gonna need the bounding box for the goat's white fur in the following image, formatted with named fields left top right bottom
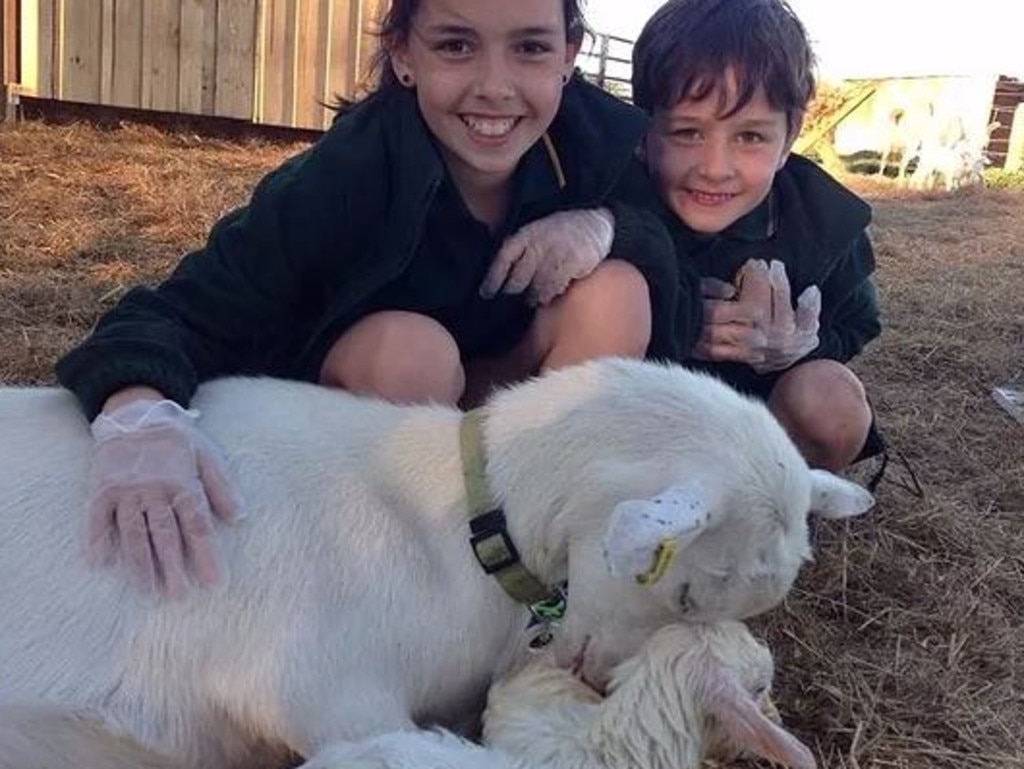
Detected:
left=0, top=622, right=816, bottom=769
left=0, top=359, right=871, bottom=768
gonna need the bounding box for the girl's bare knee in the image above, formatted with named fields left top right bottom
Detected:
left=541, top=260, right=652, bottom=367
left=319, top=311, right=465, bottom=405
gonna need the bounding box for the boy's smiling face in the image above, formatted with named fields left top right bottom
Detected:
left=644, top=72, right=797, bottom=235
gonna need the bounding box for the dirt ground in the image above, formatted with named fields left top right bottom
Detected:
left=1, top=114, right=1022, bottom=768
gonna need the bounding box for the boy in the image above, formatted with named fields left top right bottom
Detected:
left=631, top=0, right=881, bottom=472
left=487, top=0, right=882, bottom=472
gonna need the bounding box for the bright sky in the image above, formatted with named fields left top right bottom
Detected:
left=585, top=0, right=1024, bottom=80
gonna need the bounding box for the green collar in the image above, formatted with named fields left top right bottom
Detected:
left=459, top=410, right=559, bottom=607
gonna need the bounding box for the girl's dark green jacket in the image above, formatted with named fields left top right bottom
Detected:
left=56, top=77, right=700, bottom=418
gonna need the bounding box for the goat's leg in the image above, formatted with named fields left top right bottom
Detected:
left=300, top=729, right=520, bottom=769
left=876, top=145, right=891, bottom=176
left=279, top=683, right=419, bottom=762
left=0, top=703, right=180, bottom=769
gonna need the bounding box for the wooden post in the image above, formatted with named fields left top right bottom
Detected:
left=1005, top=103, right=1024, bottom=173
left=597, top=33, right=609, bottom=89
left=1, top=0, right=18, bottom=86
left=1, top=0, right=17, bottom=122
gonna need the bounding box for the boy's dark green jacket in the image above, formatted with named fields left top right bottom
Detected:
left=57, top=77, right=699, bottom=418
left=667, top=154, right=881, bottom=395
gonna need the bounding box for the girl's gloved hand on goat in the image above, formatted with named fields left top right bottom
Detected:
left=87, top=398, right=245, bottom=598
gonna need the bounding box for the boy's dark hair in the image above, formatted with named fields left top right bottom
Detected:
left=632, top=0, right=816, bottom=134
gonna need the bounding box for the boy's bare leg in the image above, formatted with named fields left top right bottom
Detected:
left=768, top=359, right=872, bottom=471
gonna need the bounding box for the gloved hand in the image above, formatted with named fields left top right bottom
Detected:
left=480, top=208, right=615, bottom=306
left=745, top=259, right=821, bottom=373
left=87, top=399, right=245, bottom=599
left=693, top=259, right=820, bottom=372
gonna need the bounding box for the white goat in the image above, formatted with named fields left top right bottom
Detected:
left=909, top=121, right=998, bottom=192
left=0, top=358, right=872, bottom=768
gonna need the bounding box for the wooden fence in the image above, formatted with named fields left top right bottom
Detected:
left=8, top=0, right=384, bottom=129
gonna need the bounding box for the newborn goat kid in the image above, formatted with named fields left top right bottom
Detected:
left=484, top=622, right=815, bottom=769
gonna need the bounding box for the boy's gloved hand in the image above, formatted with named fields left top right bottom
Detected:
left=87, top=399, right=245, bottom=599
left=694, top=259, right=820, bottom=372
left=742, top=259, right=820, bottom=373
left=480, top=208, right=615, bottom=306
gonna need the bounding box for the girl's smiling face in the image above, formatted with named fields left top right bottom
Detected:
left=391, top=0, right=578, bottom=200
left=645, top=71, right=798, bottom=235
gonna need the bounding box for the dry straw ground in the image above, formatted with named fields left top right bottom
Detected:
left=1, top=114, right=1022, bottom=769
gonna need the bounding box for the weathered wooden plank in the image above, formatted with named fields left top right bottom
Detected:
left=98, top=0, right=113, bottom=103
left=356, top=0, right=385, bottom=95
left=109, top=0, right=142, bottom=107
left=178, top=0, right=216, bottom=115
left=62, top=0, right=102, bottom=103
left=258, top=0, right=291, bottom=126
left=214, top=0, right=257, bottom=120
left=28, top=0, right=58, bottom=98
left=325, top=0, right=352, bottom=115
left=293, top=0, right=328, bottom=128
left=141, top=0, right=181, bottom=112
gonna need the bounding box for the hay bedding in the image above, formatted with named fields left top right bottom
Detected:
left=1, top=115, right=1022, bottom=769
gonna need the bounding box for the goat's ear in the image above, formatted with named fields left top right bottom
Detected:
left=809, top=469, right=875, bottom=520
left=602, top=483, right=712, bottom=581
left=706, top=671, right=817, bottom=769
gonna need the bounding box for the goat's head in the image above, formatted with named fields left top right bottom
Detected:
left=537, top=364, right=873, bottom=689
left=486, top=359, right=874, bottom=690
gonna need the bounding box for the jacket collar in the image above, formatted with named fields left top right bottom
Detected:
left=546, top=75, right=650, bottom=204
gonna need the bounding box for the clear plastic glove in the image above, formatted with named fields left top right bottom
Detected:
left=480, top=208, right=615, bottom=306
left=693, top=259, right=820, bottom=372
left=88, top=399, right=245, bottom=599
left=747, top=259, right=821, bottom=373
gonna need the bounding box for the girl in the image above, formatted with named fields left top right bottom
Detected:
left=56, top=0, right=697, bottom=598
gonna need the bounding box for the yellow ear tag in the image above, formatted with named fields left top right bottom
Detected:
left=636, top=538, right=678, bottom=586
